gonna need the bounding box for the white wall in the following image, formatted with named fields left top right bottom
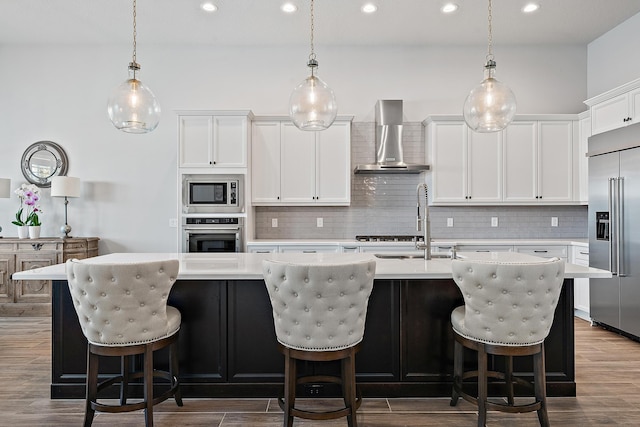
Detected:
left=0, top=43, right=587, bottom=252
left=587, top=12, right=640, bottom=98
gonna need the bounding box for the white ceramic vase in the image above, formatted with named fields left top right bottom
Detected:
left=28, top=225, right=41, bottom=239
left=17, top=225, right=29, bottom=239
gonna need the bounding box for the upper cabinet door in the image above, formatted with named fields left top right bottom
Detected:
left=179, top=113, right=249, bottom=168
left=179, top=116, right=213, bottom=167
left=316, top=121, right=351, bottom=203
left=213, top=116, right=248, bottom=168
left=280, top=123, right=316, bottom=203
left=590, top=93, right=629, bottom=136
left=538, top=121, right=573, bottom=202
left=251, top=121, right=282, bottom=203
left=467, top=130, right=502, bottom=202
left=429, top=121, right=467, bottom=203
left=503, top=121, right=537, bottom=202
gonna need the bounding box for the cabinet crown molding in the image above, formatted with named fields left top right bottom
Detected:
left=584, top=77, right=640, bottom=107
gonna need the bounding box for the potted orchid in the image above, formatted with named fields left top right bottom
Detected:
left=11, top=183, right=43, bottom=239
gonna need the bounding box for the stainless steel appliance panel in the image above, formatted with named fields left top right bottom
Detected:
left=619, top=147, right=640, bottom=336
left=589, top=141, right=640, bottom=338
left=182, top=217, right=243, bottom=253
left=589, top=152, right=621, bottom=329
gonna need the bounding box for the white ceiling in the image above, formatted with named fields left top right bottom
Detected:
left=1, top=0, right=640, bottom=47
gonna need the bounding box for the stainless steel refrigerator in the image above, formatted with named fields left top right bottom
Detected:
left=588, top=123, right=640, bottom=338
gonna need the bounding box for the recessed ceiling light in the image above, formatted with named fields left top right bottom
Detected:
left=281, top=3, right=297, bottom=14
left=361, top=3, right=378, bottom=14
left=522, top=2, right=540, bottom=13
left=201, top=2, right=217, bottom=13
left=441, top=3, right=459, bottom=14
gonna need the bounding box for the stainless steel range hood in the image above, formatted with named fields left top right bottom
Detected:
left=354, top=100, right=430, bottom=174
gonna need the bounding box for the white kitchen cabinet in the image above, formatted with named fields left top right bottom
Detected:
left=247, top=244, right=278, bottom=254
left=587, top=86, right=640, bottom=136
left=455, top=244, right=513, bottom=253
left=503, top=119, right=575, bottom=203
left=513, top=245, right=568, bottom=260
left=577, top=112, right=590, bottom=204
left=340, top=244, right=361, bottom=253
left=278, top=245, right=340, bottom=254
left=571, top=245, right=590, bottom=320
left=426, top=115, right=576, bottom=205
left=252, top=121, right=282, bottom=203
left=426, top=118, right=501, bottom=204
left=178, top=112, right=251, bottom=169
left=251, top=118, right=351, bottom=206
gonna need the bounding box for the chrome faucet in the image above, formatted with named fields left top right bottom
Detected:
left=415, top=183, right=431, bottom=260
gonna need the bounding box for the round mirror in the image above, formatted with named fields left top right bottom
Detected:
left=21, top=141, right=69, bottom=187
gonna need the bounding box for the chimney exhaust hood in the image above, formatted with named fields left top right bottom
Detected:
left=354, top=100, right=430, bottom=174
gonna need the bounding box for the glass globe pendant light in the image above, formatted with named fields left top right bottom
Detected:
left=463, top=0, right=516, bottom=133
left=289, top=0, right=337, bottom=131
left=107, top=0, right=160, bottom=134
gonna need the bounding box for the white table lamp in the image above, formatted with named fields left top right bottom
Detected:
left=0, top=178, right=11, bottom=238
left=51, top=176, right=81, bottom=238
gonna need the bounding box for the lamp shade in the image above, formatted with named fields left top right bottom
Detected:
left=51, top=176, right=81, bottom=198
left=0, top=178, right=10, bottom=198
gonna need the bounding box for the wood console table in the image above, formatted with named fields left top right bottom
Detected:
left=0, top=237, right=99, bottom=316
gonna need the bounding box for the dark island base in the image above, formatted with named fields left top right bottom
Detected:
left=51, top=278, right=575, bottom=399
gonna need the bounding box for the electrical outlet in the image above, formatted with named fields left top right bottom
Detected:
left=551, top=217, right=559, bottom=227
left=447, top=218, right=454, bottom=227
left=316, top=217, right=323, bottom=228
left=169, top=218, right=178, bottom=228
left=305, top=384, right=324, bottom=396
left=271, top=218, right=278, bottom=228
left=491, top=217, right=498, bottom=227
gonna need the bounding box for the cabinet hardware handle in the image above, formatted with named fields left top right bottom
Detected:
left=277, top=196, right=280, bottom=200
left=579, top=251, right=588, bottom=255
left=209, top=161, right=212, bottom=165
left=213, top=161, right=216, bottom=164
left=302, top=250, right=317, bottom=253
left=534, top=250, right=548, bottom=253
left=31, top=243, right=43, bottom=251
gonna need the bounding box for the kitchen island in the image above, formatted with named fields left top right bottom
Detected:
left=13, top=252, right=610, bottom=399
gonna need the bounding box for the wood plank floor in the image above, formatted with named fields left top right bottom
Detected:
left=2, top=317, right=640, bottom=426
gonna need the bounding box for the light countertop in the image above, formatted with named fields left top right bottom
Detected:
left=247, top=238, right=589, bottom=247
left=12, top=251, right=610, bottom=281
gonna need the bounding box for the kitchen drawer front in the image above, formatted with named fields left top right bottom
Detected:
left=278, top=245, right=340, bottom=254
left=456, top=245, right=514, bottom=253
left=246, top=245, right=278, bottom=254
left=571, top=246, right=589, bottom=264
left=514, top=245, right=568, bottom=259
left=16, top=242, right=59, bottom=252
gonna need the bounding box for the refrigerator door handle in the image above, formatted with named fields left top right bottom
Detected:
left=618, top=177, right=625, bottom=277
left=608, top=177, right=617, bottom=276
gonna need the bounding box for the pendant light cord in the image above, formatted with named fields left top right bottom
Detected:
left=486, top=0, right=494, bottom=61
left=130, top=0, right=140, bottom=76
left=307, top=0, right=318, bottom=74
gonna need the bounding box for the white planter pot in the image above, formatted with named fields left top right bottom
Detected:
left=28, top=225, right=41, bottom=239
left=17, top=225, right=29, bottom=239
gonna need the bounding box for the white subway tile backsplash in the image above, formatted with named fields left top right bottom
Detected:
left=255, top=121, right=587, bottom=239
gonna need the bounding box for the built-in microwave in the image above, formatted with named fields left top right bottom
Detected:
left=182, top=174, right=244, bottom=213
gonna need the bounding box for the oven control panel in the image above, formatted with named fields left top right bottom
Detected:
left=185, top=217, right=240, bottom=225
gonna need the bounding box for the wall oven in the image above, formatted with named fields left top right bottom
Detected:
left=183, top=217, right=243, bottom=253
left=182, top=174, right=244, bottom=214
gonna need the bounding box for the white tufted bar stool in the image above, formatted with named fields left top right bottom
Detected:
left=449, top=257, right=565, bottom=427
left=66, top=259, right=183, bottom=427
left=263, top=259, right=376, bottom=427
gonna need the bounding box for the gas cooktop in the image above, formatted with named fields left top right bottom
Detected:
left=355, top=235, right=424, bottom=243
